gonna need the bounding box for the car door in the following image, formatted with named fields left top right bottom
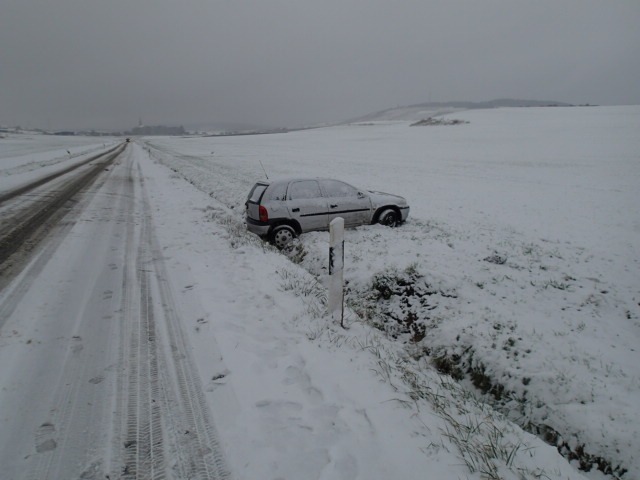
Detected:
left=319, top=179, right=372, bottom=227
left=286, top=180, right=329, bottom=232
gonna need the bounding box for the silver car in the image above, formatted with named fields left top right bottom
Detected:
left=245, top=177, right=410, bottom=248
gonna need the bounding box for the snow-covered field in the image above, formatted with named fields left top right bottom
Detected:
left=0, top=133, right=118, bottom=191
left=1, top=106, right=638, bottom=479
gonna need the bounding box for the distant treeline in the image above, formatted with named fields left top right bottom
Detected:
left=126, top=125, right=186, bottom=136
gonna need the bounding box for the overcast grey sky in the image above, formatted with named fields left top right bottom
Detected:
left=1, top=0, right=639, bottom=130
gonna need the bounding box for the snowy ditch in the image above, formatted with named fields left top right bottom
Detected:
left=287, top=227, right=630, bottom=478
left=144, top=108, right=639, bottom=479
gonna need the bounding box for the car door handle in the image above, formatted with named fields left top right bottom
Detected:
left=292, top=208, right=300, bottom=212
left=330, top=204, right=338, bottom=209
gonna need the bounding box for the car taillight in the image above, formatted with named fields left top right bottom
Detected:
left=259, top=206, right=269, bottom=223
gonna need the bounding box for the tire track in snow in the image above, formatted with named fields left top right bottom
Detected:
left=115, top=151, right=165, bottom=480
left=138, top=162, right=231, bottom=479
left=120, top=233, right=165, bottom=479
left=115, top=151, right=230, bottom=479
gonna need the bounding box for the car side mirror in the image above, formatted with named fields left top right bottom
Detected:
left=357, top=191, right=366, bottom=198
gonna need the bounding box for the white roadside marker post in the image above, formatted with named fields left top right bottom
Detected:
left=329, top=217, right=345, bottom=328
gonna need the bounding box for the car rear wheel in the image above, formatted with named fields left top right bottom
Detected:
left=378, top=209, right=399, bottom=227
left=271, top=225, right=296, bottom=249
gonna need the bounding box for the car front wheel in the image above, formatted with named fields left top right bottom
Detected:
left=271, top=225, right=296, bottom=249
left=378, top=209, right=399, bottom=227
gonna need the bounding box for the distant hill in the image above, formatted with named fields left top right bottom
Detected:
left=347, top=99, right=573, bottom=123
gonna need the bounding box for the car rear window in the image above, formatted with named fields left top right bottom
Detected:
left=248, top=184, right=268, bottom=203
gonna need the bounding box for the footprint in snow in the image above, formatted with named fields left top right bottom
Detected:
left=35, top=423, right=57, bottom=453
left=88, top=374, right=104, bottom=384
left=283, top=365, right=324, bottom=403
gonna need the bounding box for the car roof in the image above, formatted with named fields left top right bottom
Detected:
left=257, top=177, right=349, bottom=187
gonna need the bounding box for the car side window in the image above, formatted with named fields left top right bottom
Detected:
left=321, top=180, right=359, bottom=198
left=288, top=180, right=322, bottom=200
left=266, top=183, right=287, bottom=201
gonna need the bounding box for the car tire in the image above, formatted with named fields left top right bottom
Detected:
left=378, top=208, right=399, bottom=227
left=271, top=225, right=296, bottom=249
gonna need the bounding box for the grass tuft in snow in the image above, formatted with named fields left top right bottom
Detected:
left=348, top=333, right=555, bottom=480
left=348, top=266, right=456, bottom=345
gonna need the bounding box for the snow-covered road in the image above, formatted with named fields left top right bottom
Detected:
left=0, top=145, right=229, bottom=479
